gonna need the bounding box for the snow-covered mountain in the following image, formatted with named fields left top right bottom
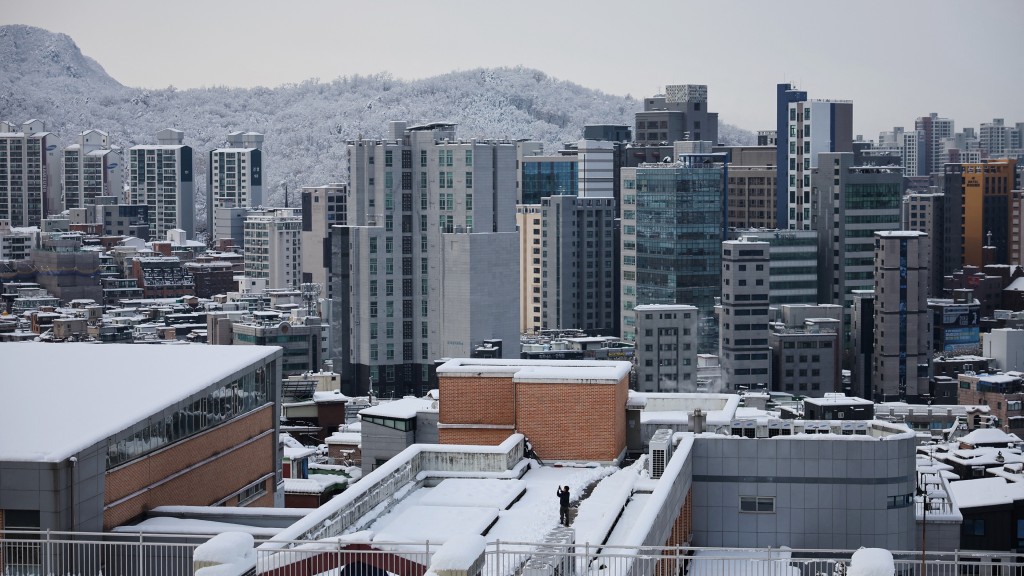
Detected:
left=0, top=25, right=755, bottom=224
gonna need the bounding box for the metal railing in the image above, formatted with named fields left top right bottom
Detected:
left=5, top=531, right=1024, bottom=576
left=0, top=530, right=199, bottom=576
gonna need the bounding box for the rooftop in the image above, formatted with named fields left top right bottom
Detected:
left=436, top=358, right=631, bottom=385
left=0, top=343, right=279, bottom=462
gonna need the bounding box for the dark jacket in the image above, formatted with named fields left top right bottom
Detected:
left=558, top=488, right=570, bottom=507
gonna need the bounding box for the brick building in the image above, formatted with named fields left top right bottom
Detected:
left=435, top=358, right=631, bottom=462
left=0, top=343, right=282, bottom=532
left=957, top=372, right=1024, bottom=436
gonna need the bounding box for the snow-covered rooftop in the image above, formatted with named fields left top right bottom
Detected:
left=0, top=343, right=280, bottom=462
left=959, top=428, right=1021, bottom=447
left=360, top=397, right=436, bottom=420
left=436, top=358, right=631, bottom=384
left=948, top=476, right=1024, bottom=509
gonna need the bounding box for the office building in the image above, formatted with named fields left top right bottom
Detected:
left=633, top=304, right=699, bottom=392
left=0, top=343, right=282, bottom=531
left=0, top=120, right=61, bottom=228
left=242, top=207, right=302, bottom=292
left=718, top=145, right=777, bottom=229
left=813, top=152, right=902, bottom=335
left=943, top=159, right=1017, bottom=269
left=902, top=190, right=944, bottom=297
left=300, top=183, right=348, bottom=298
left=62, top=129, right=123, bottom=211
left=330, top=121, right=518, bottom=398
left=207, top=131, right=263, bottom=238
left=128, top=129, right=194, bottom=239
left=540, top=195, right=618, bottom=335
left=775, top=84, right=853, bottom=230
left=726, top=229, right=818, bottom=305
left=517, top=142, right=577, bottom=205
left=872, top=231, right=931, bottom=401
left=929, top=289, right=981, bottom=354
left=720, top=237, right=771, bottom=391
left=635, top=84, right=718, bottom=146
left=620, top=153, right=728, bottom=352
left=769, top=305, right=842, bottom=396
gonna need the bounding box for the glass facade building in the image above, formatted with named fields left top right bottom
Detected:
left=521, top=159, right=578, bottom=205
left=621, top=154, right=728, bottom=353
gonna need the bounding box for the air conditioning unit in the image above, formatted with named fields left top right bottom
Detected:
left=649, top=428, right=674, bottom=479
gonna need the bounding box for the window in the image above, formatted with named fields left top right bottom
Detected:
left=466, top=172, right=473, bottom=189
left=964, top=519, right=985, bottom=537
left=385, top=150, right=393, bottom=167
left=739, top=496, right=775, bottom=513
left=465, top=150, right=473, bottom=166
left=420, top=150, right=427, bottom=167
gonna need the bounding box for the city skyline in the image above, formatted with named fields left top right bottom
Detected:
left=2, top=0, right=1023, bottom=138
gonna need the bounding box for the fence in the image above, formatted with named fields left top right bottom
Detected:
left=0, top=530, right=198, bottom=576
left=5, top=531, right=1024, bottom=576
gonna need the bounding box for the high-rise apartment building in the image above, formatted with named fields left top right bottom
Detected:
left=783, top=98, right=854, bottom=230
left=0, top=120, right=60, bottom=228
left=872, top=231, right=932, bottom=401
left=620, top=153, right=727, bottom=352
left=300, top=183, right=348, bottom=298
left=62, top=130, right=123, bottom=211
left=516, top=204, right=543, bottom=334
left=242, top=207, right=302, bottom=292
left=633, top=304, right=699, bottom=393
left=128, top=129, right=194, bottom=239
left=942, top=159, right=1017, bottom=269
left=813, top=153, right=902, bottom=337
left=635, top=84, right=718, bottom=146
left=720, top=238, right=771, bottom=391
left=539, top=195, right=618, bottom=335
left=207, top=132, right=263, bottom=238
left=914, top=113, right=954, bottom=176
left=775, top=84, right=807, bottom=228
left=330, top=121, right=518, bottom=398
left=979, top=118, right=1022, bottom=156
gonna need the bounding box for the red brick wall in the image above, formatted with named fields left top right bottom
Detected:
left=438, top=373, right=628, bottom=461
left=438, top=427, right=514, bottom=446
left=438, top=376, right=515, bottom=425
left=103, top=406, right=275, bottom=529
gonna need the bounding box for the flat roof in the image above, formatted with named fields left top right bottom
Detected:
left=436, top=358, right=631, bottom=384
left=948, top=477, right=1024, bottom=509
left=0, top=343, right=280, bottom=462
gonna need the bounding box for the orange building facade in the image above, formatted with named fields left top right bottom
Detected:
left=436, top=358, right=631, bottom=462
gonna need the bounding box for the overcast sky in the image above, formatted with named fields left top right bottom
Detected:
left=4, top=0, right=1023, bottom=138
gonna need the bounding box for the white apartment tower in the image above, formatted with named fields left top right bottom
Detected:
left=872, top=231, right=932, bottom=401
left=128, top=129, right=194, bottom=239
left=62, top=129, right=123, bottom=210
left=331, top=121, right=519, bottom=398
left=720, top=238, right=772, bottom=390
left=242, top=207, right=302, bottom=292
left=784, top=100, right=853, bottom=230
left=207, top=132, right=263, bottom=238
left=0, top=120, right=61, bottom=228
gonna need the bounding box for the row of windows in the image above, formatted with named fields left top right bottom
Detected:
left=105, top=365, right=271, bottom=470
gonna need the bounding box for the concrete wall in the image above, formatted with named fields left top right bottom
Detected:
left=360, top=421, right=415, bottom=475
left=691, top=432, right=917, bottom=550
left=0, top=443, right=106, bottom=532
